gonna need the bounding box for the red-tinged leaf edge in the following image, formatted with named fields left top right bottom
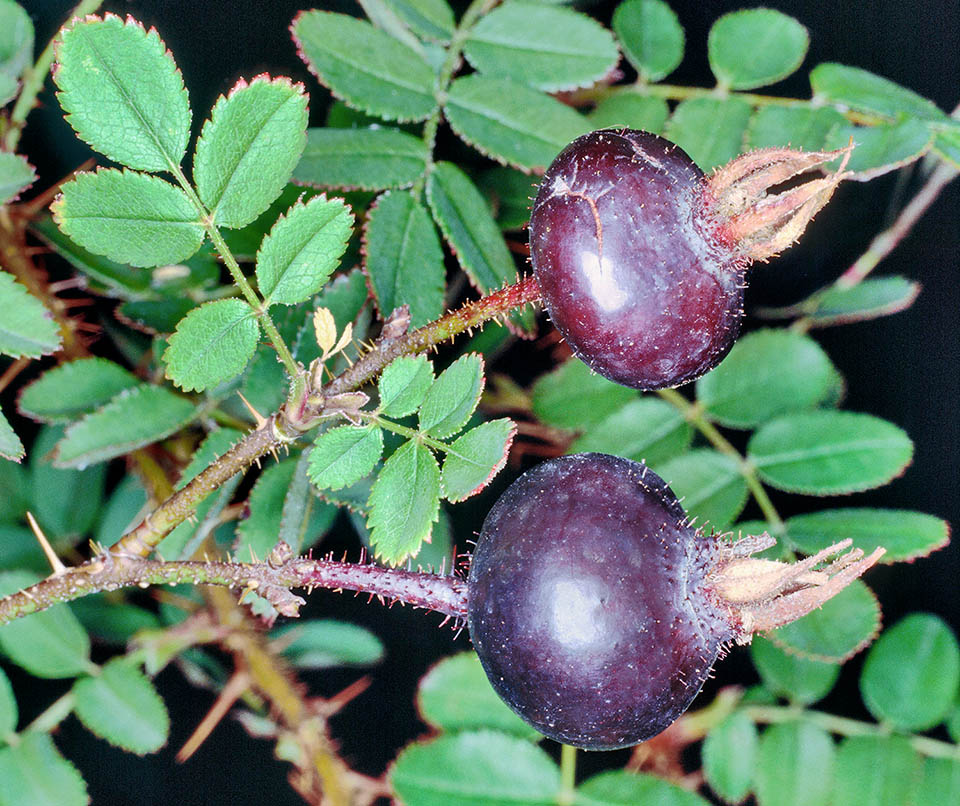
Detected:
left=768, top=582, right=883, bottom=663
left=0, top=158, right=36, bottom=205
left=446, top=418, right=517, bottom=503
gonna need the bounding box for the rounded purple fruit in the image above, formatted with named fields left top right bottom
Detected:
left=467, top=452, right=883, bottom=749
left=528, top=129, right=850, bottom=390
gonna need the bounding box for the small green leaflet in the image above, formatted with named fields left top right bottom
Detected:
left=531, top=358, right=635, bottom=430
left=806, top=276, right=921, bottom=326
left=381, top=0, right=455, bottom=42
left=860, top=613, right=960, bottom=732
left=18, top=358, right=139, bottom=424
left=750, top=635, right=839, bottom=705
left=416, top=652, right=540, bottom=739
left=72, top=658, right=170, bottom=755
left=576, top=770, right=711, bottom=805
left=0, top=0, right=33, bottom=88
left=308, top=425, right=384, bottom=490
left=476, top=166, right=539, bottom=231
left=748, top=410, right=914, bottom=495
left=442, top=419, right=516, bottom=503
left=54, top=384, right=196, bottom=468
left=708, top=9, right=808, bottom=90
left=612, top=0, right=685, bottom=82
left=294, top=127, right=428, bottom=191
left=665, top=97, right=753, bottom=171
left=292, top=11, right=436, bottom=122
left=831, top=736, right=921, bottom=806
left=255, top=195, right=353, bottom=306
left=0, top=570, right=91, bottom=679
left=0, top=406, right=21, bottom=462
left=364, top=190, right=446, bottom=328
left=810, top=62, right=946, bottom=122
left=273, top=619, right=385, bottom=669
left=0, top=665, right=15, bottom=737
left=753, top=721, right=835, bottom=806
left=419, top=353, right=484, bottom=438
left=54, top=14, right=191, bottom=173
left=655, top=449, right=747, bottom=530
left=390, top=731, right=560, bottom=805
left=194, top=76, right=309, bottom=229
left=444, top=75, right=590, bottom=171
left=235, top=458, right=307, bottom=561
left=52, top=169, right=204, bottom=268
left=378, top=355, right=434, bottom=418
left=702, top=712, right=758, bottom=804
left=366, top=439, right=440, bottom=563
left=162, top=299, right=260, bottom=392
left=824, top=119, right=933, bottom=180
left=785, top=508, right=949, bottom=564
left=0, top=271, right=61, bottom=359
left=747, top=105, right=846, bottom=151
left=464, top=2, right=619, bottom=93
left=0, top=732, right=89, bottom=806
left=589, top=95, right=670, bottom=134
left=0, top=152, right=34, bottom=204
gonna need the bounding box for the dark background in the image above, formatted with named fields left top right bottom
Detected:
left=14, top=1, right=960, bottom=803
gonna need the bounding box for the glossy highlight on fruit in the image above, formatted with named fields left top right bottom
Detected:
left=467, top=452, right=883, bottom=749
left=528, top=129, right=851, bottom=390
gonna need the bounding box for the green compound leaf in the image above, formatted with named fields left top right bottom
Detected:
left=0, top=666, right=15, bottom=737
left=655, top=449, right=747, bottom=530
left=194, top=76, right=309, bottom=229
left=702, top=711, right=757, bottom=804
left=256, top=195, right=353, bottom=306
left=442, top=418, right=516, bottom=503
left=0, top=152, right=35, bottom=204
left=54, top=384, right=195, bottom=468
left=824, top=119, right=933, bottom=181
left=531, top=358, right=635, bottom=430
left=0, top=406, right=22, bottom=462
left=786, top=508, right=949, bottom=564
left=379, top=355, right=434, bottom=418
left=589, top=94, right=670, bottom=134
left=426, top=163, right=534, bottom=332
left=419, top=353, right=484, bottom=438
left=832, top=735, right=921, bottom=806
left=748, top=411, right=914, bottom=495
left=366, top=439, right=440, bottom=564
left=292, top=11, right=436, bottom=122
left=464, top=2, right=619, bottom=93
left=273, top=619, right=385, bottom=669
left=665, top=97, right=753, bottom=171
left=575, top=770, right=710, bottom=806
left=381, top=0, right=455, bottom=42
left=696, top=329, right=836, bottom=429
left=860, top=613, right=960, bottom=732
left=278, top=448, right=339, bottom=554
left=914, top=757, right=960, bottom=805
left=805, top=276, right=921, bottom=327
left=0, top=570, right=90, bottom=678
left=72, top=659, right=169, bottom=755
left=747, top=105, right=846, bottom=151
left=364, top=190, right=445, bottom=328
left=810, top=62, right=946, bottom=122
left=754, top=721, right=835, bottom=806
left=18, top=358, right=138, bottom=424
left=294, top=127, right=428, bottom=191
left=708, top=9, right=808, bottom=90
left=612, top=0, right=684, bottom=82
left=54, top=14, right=190, bottom=172
left=570, top=397, right=692, bottom=467
left=28, top=426, right=106, bottom=539
left=417, top=652, right=540, bottom=739
left=445, top=75, right=590, bottom=171
left=309, top=425, right=384, bottom=491
left=162, top=299, right=260, bottom=392
left=0, top=271, right=61, bottom=359
left=751, top=635, right=839, bottom=705
left=769, top=579, right=880, bottom=663
left=390, top=731, right=560, bottom=805
left=0, top=732, right=88, bottom=806
left=52, top=169, right=204, bottom=268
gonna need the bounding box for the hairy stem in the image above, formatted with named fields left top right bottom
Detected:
left=0, top=542, right=468, bottom=625
left=4, top=0, right=105, bottom=151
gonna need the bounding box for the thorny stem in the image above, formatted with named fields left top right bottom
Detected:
left=3, top=0, right=105, bottom=151
left=0, top=542, right=468, bottom=625
left=656, top=388, right=785, bottom=533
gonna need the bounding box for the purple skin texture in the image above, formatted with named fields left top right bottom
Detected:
left=467, top=453, right=736, bottom=750
left=529, top=129, right=748, bottom=390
